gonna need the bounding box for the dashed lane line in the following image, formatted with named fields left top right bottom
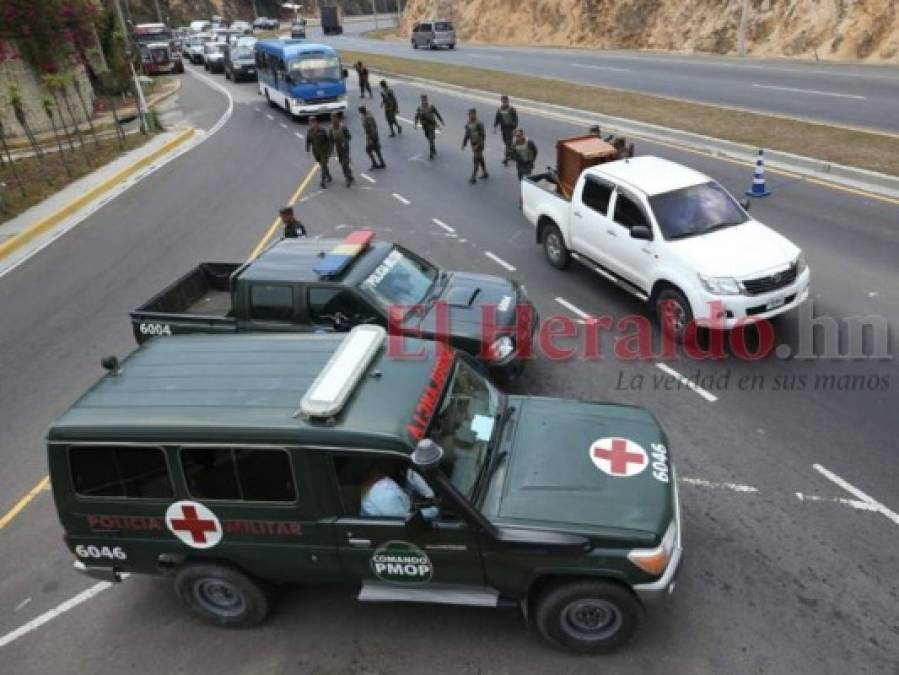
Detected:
left=813, top=464, right=899, bottom=527
left=680, top=477, right=758, bottom=493
left=393, top=193, right=411, bottom=205
left=295, top=132, right=304, bottom=140
left=360, top=173, right=377, bottom=183
left=279, top=122, right=288, bottom=129
left=751, top=83, right=866, bottom=100
left=265, top=113, right=274, bottom=120
left=654, top=363, right=718, bottom=403
left=571, top=63, right=629, bottom=73
left=554, top=297, right=592, bottom=321
left=795, top=492, right=880, bottom=513
left=432, top=218, right=455, bottom=233
left=484, top=251, right=516, bottom=272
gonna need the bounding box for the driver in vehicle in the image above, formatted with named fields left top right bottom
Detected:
left=361, top=464, right=439, bottom=520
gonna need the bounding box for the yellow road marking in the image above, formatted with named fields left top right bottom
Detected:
left=248, top=164, right=321, bottom=260
left=0, top=475, right=50, bottom=530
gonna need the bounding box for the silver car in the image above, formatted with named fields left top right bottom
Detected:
left=411, top=19, right=456, bottom=50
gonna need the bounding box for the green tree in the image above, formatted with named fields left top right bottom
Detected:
left=0, top=117, right=27, bottom=198
left=42, top=95, right=73, bottom=179
left=8, top=86, right=45, bottom=161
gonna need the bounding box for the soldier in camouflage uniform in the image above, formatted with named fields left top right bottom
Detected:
left=379, top=80, right=402, bottom=136
left=305, top=116, right=333, bottom=189
left=493, top=95, right=519, bottom=166
left=329, top=113, right=354, bottom=187
left=511, top=128, right=538, bottom=180
left=461, top=108, right=488, bottom=184
left=359, top=106, right=386, bottom=170
left=413, top=94, right=444, bottom=159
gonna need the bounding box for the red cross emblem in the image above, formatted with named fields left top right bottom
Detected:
left=165, top=501, right=222, bottom=549
left=589, top=438, right=648, bottom=477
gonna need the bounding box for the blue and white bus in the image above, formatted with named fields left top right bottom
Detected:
left=254, top=39, right=348, bottom=118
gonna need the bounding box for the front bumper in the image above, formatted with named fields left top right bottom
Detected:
left=289, top=97, right=348, bottom=116
left=74, top=560, right=123, bottom=583
left=693, top=267, right=810, bottom=329
left=633, top=468, right=683, bottom=608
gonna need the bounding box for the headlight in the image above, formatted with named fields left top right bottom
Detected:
left=795, top=252, right=807, bottom=274
left=628, top=519, right=676, bottom=576
left=698, top=273, right=742, bottom=295
left=488, top=336, right=515, bottom=362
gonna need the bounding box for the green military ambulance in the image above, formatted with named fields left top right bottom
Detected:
left=48, top=327, right=681, bottom=653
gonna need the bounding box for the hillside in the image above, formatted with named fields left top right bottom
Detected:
left=401, top=0, right=898, bottom=62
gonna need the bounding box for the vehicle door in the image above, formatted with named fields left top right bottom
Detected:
left=570, top=175, right=615, bottom=268
left=603, top=189, right=655, bottom=294
left=328, top=452, right=486, bottom=589
left=175, top=445, right=341, bottom=584
left=239, top=281, right=309, bottom=332
left=305, top=285, right=383, bottom=333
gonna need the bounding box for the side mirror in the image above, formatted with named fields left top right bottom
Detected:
left=740, top=198, right=751, bottom=212
left=630, top=224, right=652, bottom=240
left=405, top=508, right=431, bottom=532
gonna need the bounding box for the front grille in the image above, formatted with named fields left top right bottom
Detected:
left=742, top=264, right=797, bottom=295
left=307, top=96, right=339, bottom=104
left=746, top=294, right=796, bottom=316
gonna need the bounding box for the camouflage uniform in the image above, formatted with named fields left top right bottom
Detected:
left=329, top=125, right=354, bottom=186
left=305, top=126, right=332, bottom=188
left=414, top=102, right=444, bottom=158
left=493, top=104, right=519, bottom=164
left=512, top=136, right=538, bottom=180
left=462, top=118, right=488, bottom=183
left=362, top=112, right=386, bottom=169
left=380, top=85, right=401, bottom=136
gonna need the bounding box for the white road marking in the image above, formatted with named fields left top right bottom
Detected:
left=812, top=464, right=899, bottom=526
left=432, top=218, right=455, bottom=233
left=396, top=115, right=441, bottom=134
left=795, top=492, right=880, bottom=512
left=360, top=173, right=376, bottom=183
left=469, top=54, right=505, bottom=61
left=484, top=251, right=516, bottom=272
left=654, top=363, right=719, bottom=403
left=554, top=297, right=592, bottom=320
left=751, top=84, right=866, bottom=100
left=393, top=193, right=411, bottom=205
left=571, top=63, right=629, bottom=73
left=265, top=113, right=274, bottom=120
left=254, top=107, right=261, bottom=112
left=14, top=598, right=31, bottom=612
left=679, top=477, right=758, bottom=493
left=0, top=579, right=120, bottom=648
left=279, top=122, right=288, bottom=129
left=295, top=132, right=304, bottom=140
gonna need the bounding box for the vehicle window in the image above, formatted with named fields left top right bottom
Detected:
left=358, top=247, right=438, bottom=310
left=181, top=448, right=296, bottom=502
left=434, top=22, right=453, bottom=31
left=649, top=181, right=749, bottom=240
left=308, top=287, right=372, bottom=324
left=427, top=358, right=502, bottom=498
left=421, top=23, right=432, bottom=31
left=581, top=178, right=613, bottom=215
left=70, top=446, right=173, bottom=498
left=287, top=54, right=341, bottom=82
left=613, top=192, right=650, bottom=229
left=249, top=284, right=293, bottom=322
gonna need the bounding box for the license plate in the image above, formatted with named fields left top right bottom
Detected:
left=766, top=296, right=786, bottom=311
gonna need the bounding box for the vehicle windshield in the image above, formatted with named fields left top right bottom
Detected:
left=427, top=358, right=502, bottom=497
left=135, top=31, right=170, bottom=44
left=287, top=54, right=341, bottom=82
left=649, top=181, right=749, bottom=240
left=359, top=247, right=438, bottom=309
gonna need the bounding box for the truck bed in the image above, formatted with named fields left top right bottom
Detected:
left=524, top=172, right=570, bottom=201
left=137, top=262, right=239, bottom=316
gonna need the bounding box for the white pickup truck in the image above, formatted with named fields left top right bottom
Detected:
left=521, top=156, right=810, bottom=338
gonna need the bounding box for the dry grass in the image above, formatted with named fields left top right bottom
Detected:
left=339, top=49, right=899, bottom=177
left=1, top=134, right=152, bottom=223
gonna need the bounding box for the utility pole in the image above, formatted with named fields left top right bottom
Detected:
left=372, top=0, right=379, bottom=30
left=251, top=0, right=260, bottom=20
left=111, top=0, right=152, bottom=133
left=153, top=0, right=163, bottom=23
left=737, top=0, right=749, bottom=57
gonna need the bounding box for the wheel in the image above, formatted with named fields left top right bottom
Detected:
left=174, top=562, right=270, bottom=628
left=225, top=68, right=231, bottom=80
left=428, top=40, right=435, bottom=50
left=412, top=40, right=418, bottom=49
left=542, top=224, right=570, bottom=270
left=655, top=287, right=694, bottom=343
left=449, top=44, right=456, bottom=50
left=535, top=580, right=642, bottom=654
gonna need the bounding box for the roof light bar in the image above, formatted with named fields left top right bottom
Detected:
left=299, top=325, right=386, bottom=419
left=313, top=230, right=376, bottom=278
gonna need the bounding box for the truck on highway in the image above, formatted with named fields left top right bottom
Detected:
left=521, top=152, right=810, bottom=341
left=130, top=231, right=537, bottom=379
left=50, top=326, right=681, bottom=653
left=133, top=22, right=184, bottom=75
left=320, top=4, right=343, bottom=35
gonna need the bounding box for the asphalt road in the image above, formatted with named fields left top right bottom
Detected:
left=322, top=19, right=899, bottom=134
left=0, top=61, right=897, bottom=675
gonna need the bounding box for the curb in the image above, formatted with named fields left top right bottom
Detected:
left=0, top=128, right=195, bottom=263
left=369, top=67, right=899, bottom=202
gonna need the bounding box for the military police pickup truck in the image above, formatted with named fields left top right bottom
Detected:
left=522, top=156, right=810, bottom=340
left=50, top=328, right=681, bottom=653
left=131, top=231, right=536, bottom=378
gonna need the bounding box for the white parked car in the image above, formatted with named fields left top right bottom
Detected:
left=521, top=156, right=810, bottom=338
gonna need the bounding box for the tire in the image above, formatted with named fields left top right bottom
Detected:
left=542, top=224, right=570, bottom=270
left=225, top=68, right=231, bottom=80
left=535, top=580, right=642, bottom=654
left=449, top=44, right=456, bottom=50
left=655, top=287, right=693, bottom=344
left=428, top=40, right=435, bottom=50
left=412, top=40, right=418, bottom=49
left=174, top=562, right=270, bottom=628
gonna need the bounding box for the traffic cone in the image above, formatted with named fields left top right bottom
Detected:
left=745, top=149, right=772, bottom=198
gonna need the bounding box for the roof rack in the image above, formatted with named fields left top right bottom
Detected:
left=298, top=325, right=386, bottom=419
